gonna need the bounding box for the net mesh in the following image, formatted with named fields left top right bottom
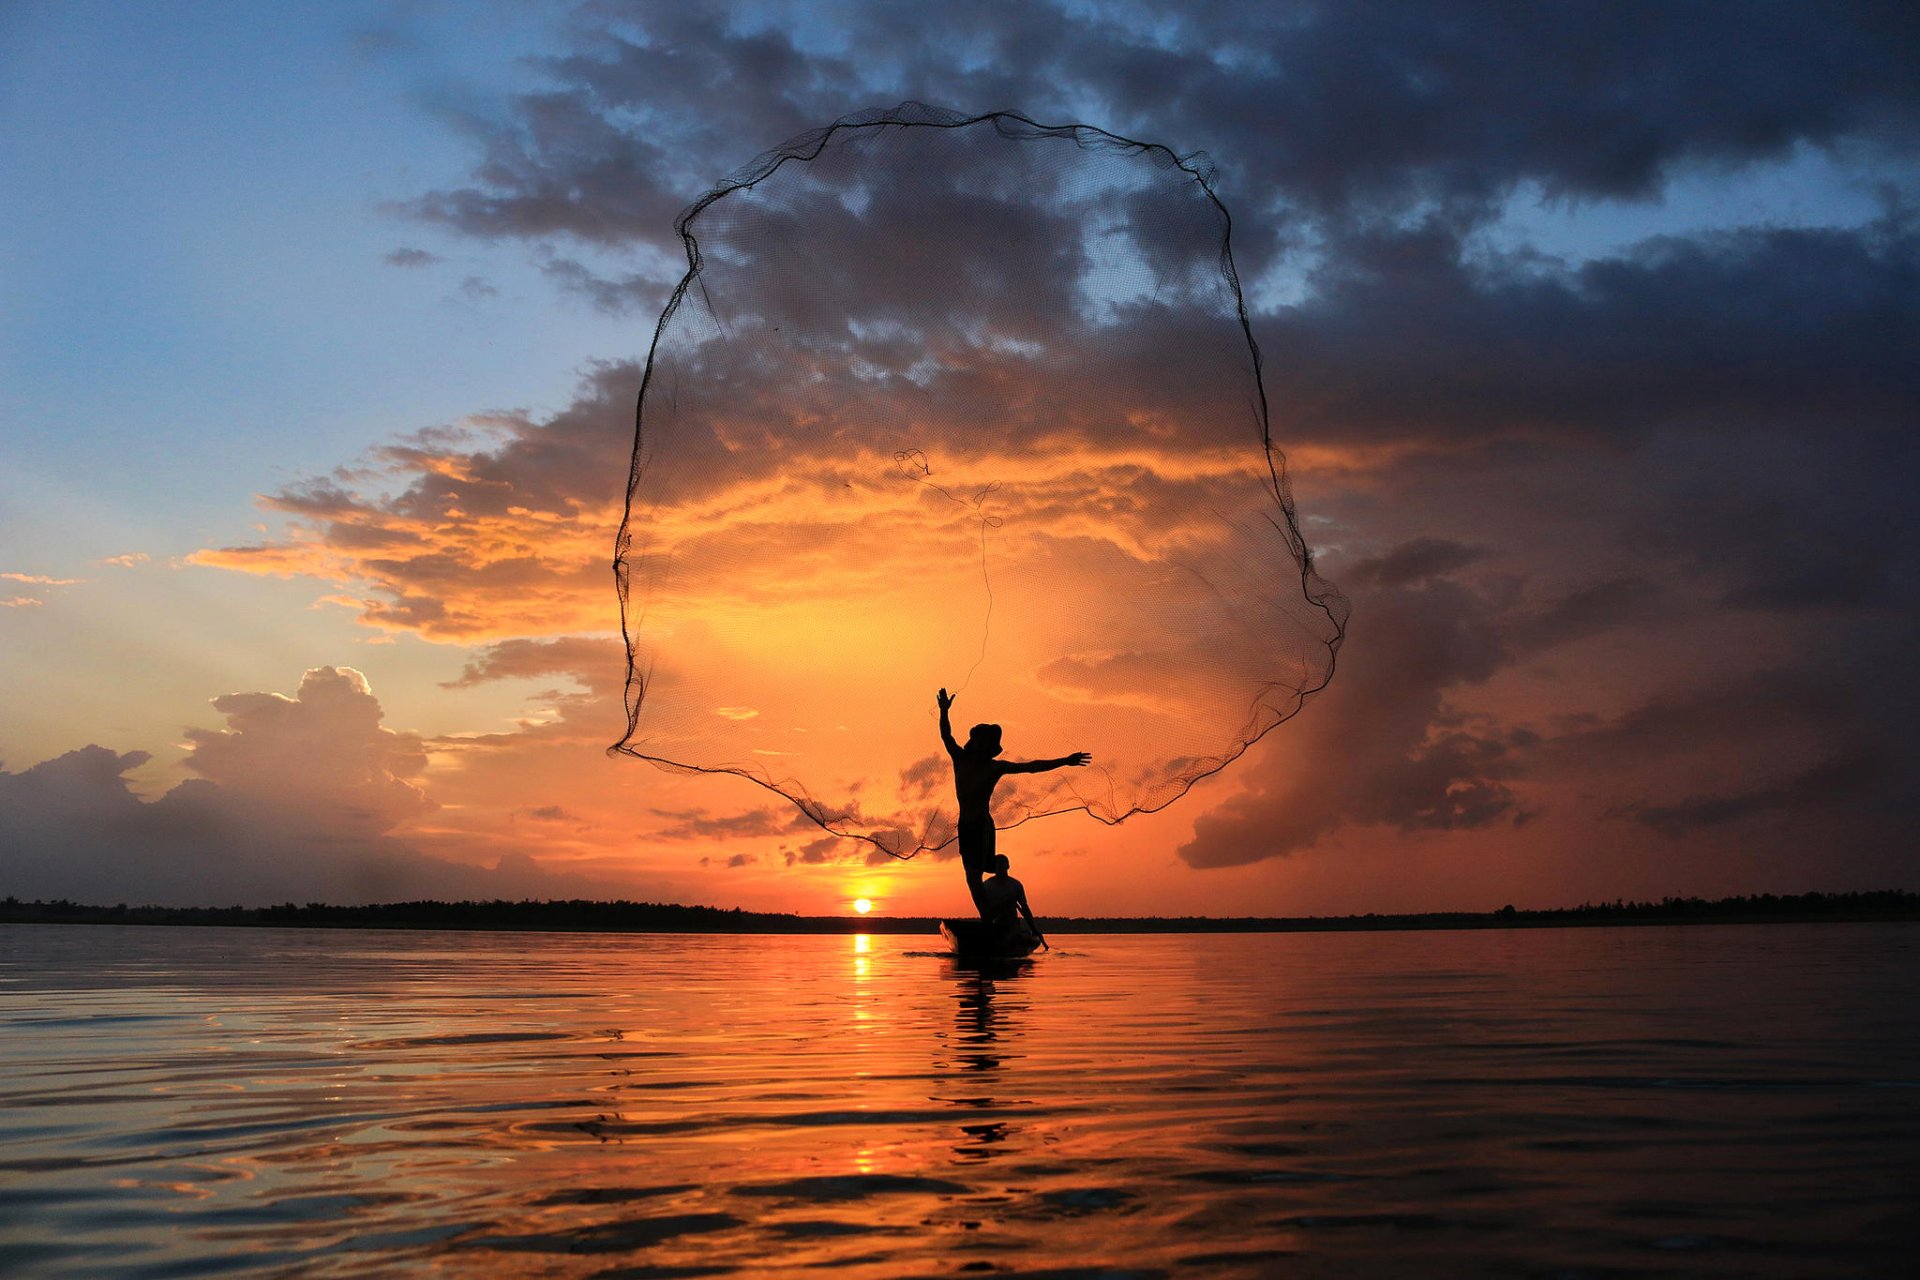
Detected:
left=612, top=104, right=1347, bottom=858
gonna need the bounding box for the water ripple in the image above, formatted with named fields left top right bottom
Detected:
left=2, top=922, right=1916, bottom=1277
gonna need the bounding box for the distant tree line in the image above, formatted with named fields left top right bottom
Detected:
left=1, top=890, right=1916, bottom=934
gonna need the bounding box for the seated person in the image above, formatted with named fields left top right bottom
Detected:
left=977, top=853, right=1047, bottom=951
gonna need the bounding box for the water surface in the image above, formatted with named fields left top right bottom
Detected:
left=2, top=923, right=1916, bottom=1276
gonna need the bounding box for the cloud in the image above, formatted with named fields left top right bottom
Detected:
left=0, top=668, right=602, bottom=906
left=2, top=572, right=84, bottom=586
left=168, top=5, right=1920, bottom=901
left=783, top=834, right=848, bottom=867
left=93, top=553, right=149, bottom=568
left=393, top=5, right=1920, bottom=298
left=1540, top=629, right=1920, bottom=850
left=1504, top=577, right=1669, bottom=655
left=192, top=372, right=636, bottom=641
left=1255, top=219, right=1920, bottom=454
left=443, top=635, right=621, bottom=692
left=1614, top=749, right=1882, bottom=838
left=649, top=805, right=798, bottom=841
left=181, top=666, right=433, bottom=836
left=383, top=247, right=442, bottom=267
left=191, top=122, right=1353, bottom=858
left=898, top=754, right=944, bottom=801
left=1177, top=574, right=1519, bottom=868
left=2, top=596, right=43, bottom=608
left=1342, top=539, right=1484, bottom=588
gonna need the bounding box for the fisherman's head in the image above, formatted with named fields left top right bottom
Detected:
left=965, top=723, right=1003, bottom=758
left=991, top=854, right=1011, bottom=876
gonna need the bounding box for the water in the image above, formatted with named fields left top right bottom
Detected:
left=2, top=923, right=1916, bottom=1277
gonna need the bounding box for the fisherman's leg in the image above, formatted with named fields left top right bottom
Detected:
left=966, top=824, right=998, bottom=918
left=958, top=821, right=990, bottom=914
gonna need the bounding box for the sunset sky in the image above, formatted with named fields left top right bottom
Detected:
left=4, top=1, right=1916, bottom=917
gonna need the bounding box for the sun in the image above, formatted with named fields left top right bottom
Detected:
left=853, top=898, right=873, bottom=915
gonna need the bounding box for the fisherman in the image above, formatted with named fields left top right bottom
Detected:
left=936, top=687, right=1088, bottom=916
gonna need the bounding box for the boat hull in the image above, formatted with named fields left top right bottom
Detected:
left=940, top=917, right=1042, bottom=960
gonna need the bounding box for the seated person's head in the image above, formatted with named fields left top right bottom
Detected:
left=991, top=854, right=1011, bottom=876
left=965, top=723, right=1003, bottom=758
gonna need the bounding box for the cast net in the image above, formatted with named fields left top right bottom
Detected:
left=613, top=104, right=1346, bottom=858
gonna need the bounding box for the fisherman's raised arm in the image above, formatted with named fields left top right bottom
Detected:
left=937, top=688, right=961, bottom=758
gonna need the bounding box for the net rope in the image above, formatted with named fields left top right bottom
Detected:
left=612, top=103, right=1348, bottom=859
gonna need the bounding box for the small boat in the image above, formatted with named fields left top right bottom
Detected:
left=940, top=917, right=1043, bottom=960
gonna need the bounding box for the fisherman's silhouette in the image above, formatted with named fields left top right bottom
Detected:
left=937, top=687, right=1087, bottom=927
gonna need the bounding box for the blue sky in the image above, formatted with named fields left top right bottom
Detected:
left=2, top=3, right=625, bottom=546
left=2, top=2, right=634, bottom=759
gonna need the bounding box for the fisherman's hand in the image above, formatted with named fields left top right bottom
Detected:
left=937, top=688, right=954, bottom=711
left=1066, top=751, right=1091, bottom=767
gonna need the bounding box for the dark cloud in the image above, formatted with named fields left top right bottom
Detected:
left=648, top=806, right=800, bottom=841
left=1505, top=577, right=1668, bottom=654
left=383, top=247, right=442, bottom=267
left=1645, top=470, right=1911, bottom=614
left=782, top=834, right=848, bottom=867
left=1539, top=622, right=1920, bottom=856
left=1613, top=749, right=1887, bottom=838
left=1262, top=219, right=1920, bottom=447
left=898, top=754, right=945, bottom=801
left=1344, top=538, right=1485, bottom=588
left=1178, top=576, right=1517, bottom=867
left=400, top=4, right=1920, bottom=258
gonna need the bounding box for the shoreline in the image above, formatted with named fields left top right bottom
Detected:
left=4, top=891, right=1915, bottom=936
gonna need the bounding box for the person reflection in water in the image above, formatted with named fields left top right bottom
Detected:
left=937, top=687, right=1088, bottom=921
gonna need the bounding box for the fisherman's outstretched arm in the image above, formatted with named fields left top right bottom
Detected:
left=1006, top=751, right=1092, bottom=774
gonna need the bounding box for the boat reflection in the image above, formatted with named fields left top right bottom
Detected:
left=942, top=958, right=1032, bottom=1165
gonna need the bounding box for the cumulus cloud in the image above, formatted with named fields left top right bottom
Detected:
left=0, top=668, right=601, bottom=906
left=182, top=666, right=434, bottom=835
